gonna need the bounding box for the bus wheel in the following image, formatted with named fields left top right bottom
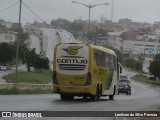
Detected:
left=68, top=95, right=74, bottom=100
left=60, top=94, right=67, bottom=100
left=109, top=87, right=115, bottom=100
left=83, top=96, right=87, bottom=100
left=90, top=95, right=96, bottom=101
left=109, top=95, right=114, bottom=100
left=96, top=86, right=101, bottom=101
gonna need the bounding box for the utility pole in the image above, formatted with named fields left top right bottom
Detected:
left=15, top=0, right=22, bottom=86
left=88, top=3, right=91, bottom=35
left=111, top=0, right=114, bottom=21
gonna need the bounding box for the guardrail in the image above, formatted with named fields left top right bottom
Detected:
left=0, top=83, right=52, bottom=90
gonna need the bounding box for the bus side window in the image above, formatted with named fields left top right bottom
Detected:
left=113, top=56, right=117, bottom=71
left=108, top=55, right=111, bottom=67
left=93, top=50, right=97, bottom=65
left=105, top=53, right=109, bottom=67
left=97, top=51, right=101, bottom=66
left=102, top=52, right=105, bottom=66
left=99, top=51, right=105, bottom=67
left=111, top=56, right=113, bottom=69
left=99, top=51, right=103, bottom=66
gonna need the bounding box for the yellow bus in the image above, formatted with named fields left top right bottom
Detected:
left=53, top=43, right=122, bottom=101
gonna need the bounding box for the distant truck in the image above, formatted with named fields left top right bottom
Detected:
left=53, top=43, right=122, bottom=101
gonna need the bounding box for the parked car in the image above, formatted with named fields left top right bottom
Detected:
left=0, top=66, right=7, bottom=71
left=29, top=67, right=34, bottom=72
left=118, top=75, right=131, bottom=95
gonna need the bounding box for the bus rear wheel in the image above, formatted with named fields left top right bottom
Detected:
left=60, top=94, right=67, bottom=100
left=68, top=95, right=74, bottom=100
left=109, top=87, right=115, bottom=100
left=90, top=86, right=101, bottom=101
left=96, top=87, right=101, bottom=101
left=60, top=94, right=74, bottom=100
left=109, top=95, right=114, bottom=100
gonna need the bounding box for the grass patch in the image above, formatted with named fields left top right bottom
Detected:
left=3, top=69, right=52, bottom=84
left=0, top=87, right=52, bottom=94
left=132, top=74, right=160, bottom=86
left=123, top=66, right=141, bottom=73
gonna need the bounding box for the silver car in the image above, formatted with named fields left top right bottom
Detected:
left=0, top=66, right=7, bottom=71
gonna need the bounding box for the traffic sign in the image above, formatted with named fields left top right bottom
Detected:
left=147, top=48, right=154, bottom=53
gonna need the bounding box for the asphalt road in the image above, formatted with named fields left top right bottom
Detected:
left=0, top=65, right=27, bottom=83
left=0, top=69, right=160, bottom=120
left=0, top=68, right=14, bottom=84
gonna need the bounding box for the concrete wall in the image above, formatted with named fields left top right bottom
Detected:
left=0, top=83, right=52, bottom=90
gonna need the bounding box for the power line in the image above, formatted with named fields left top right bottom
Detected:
left=22, top=1, right=46, bottom=22
left=0, top=1, right=19, bottom=13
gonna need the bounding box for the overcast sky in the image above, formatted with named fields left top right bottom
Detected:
left=0, top=0, right=160, bottom=24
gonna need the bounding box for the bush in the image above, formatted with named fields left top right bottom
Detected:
left=149, top=54, right=160, bottom=79
left=124, top=59, right=142, bottom=71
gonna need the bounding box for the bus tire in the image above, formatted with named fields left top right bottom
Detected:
left=68, top=95, right=74, bottom=100
left=96, top=85, right=101, bottom=101
left=109, top=95, right=114, bottom=100
left=90, top=95, right=96, bottom=101
left=109, top=86, right=115, bottom=100
left=96, top=90, right=100, bottom=101
left=60, top=94, right=67, bottom=100
left=83, top=96, right=87, bottom=100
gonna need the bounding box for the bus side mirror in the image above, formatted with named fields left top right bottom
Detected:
left=120, top=67, right=122, bottom=74
left=118, top=63, right=122, bottom=74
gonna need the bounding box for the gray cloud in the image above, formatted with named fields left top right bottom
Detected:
left=0, top=0, right=160, bottom=23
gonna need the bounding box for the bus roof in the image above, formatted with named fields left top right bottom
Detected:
left=56, top=43, right=117, bottom=57
left=89, top=44, right=117, bottom=57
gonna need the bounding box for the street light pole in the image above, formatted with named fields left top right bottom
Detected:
left=88, top=3, right=91, bottom=35
left=15, top=0, right=22, bottom=86
left=72, top=1, right=109, bottom=38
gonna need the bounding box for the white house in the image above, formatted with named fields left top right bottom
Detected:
left=0, top=32, right=16, bottom=43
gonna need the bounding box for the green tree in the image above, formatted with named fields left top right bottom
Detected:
left=88, top=28, right=107, bottom=39
left=149, top=54, right=160, bottom=79
left=0, top=43, right=15, bottom=65
left=12, top=42, right=49, bottom=71
left=12, top=40, right=29, bottom=65
left=50, top=19, right=84, bottom=38
left=34, top=56, right=49, bottom=70
left=22, top=48, right=38, bottom=71
left=17, top=32, right=29, bottom=43
left=108, top=47, right=123, bottom=63
left=124, top=58, right=142, bottom=71
left=50, top=18, right=71, bottom=29
left=69, top=22, right=83, bottom=37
